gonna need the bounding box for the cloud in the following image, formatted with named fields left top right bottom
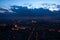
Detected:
left=57, top=5, right=60, bottom=8
left=0, top=8, right=15, bottom=13
left=0, top=10, right=6, bottom=13
left=0, top=8, right=8, bottom=13
left=39, top=3, right=60, bottom=11
left=21, top=3, right=60, bottom=11
left=49, top=7, right=59, bottom=11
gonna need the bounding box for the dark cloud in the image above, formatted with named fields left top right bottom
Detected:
left=57, top=5, right=60, bottom=8
left=0, top=8, right=8, bottom=11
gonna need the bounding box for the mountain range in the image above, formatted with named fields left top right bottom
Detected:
left=0, top=5, right=60, bottom=21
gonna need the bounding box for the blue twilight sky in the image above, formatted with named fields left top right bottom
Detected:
left=0, top=0, right=60, bottom=9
